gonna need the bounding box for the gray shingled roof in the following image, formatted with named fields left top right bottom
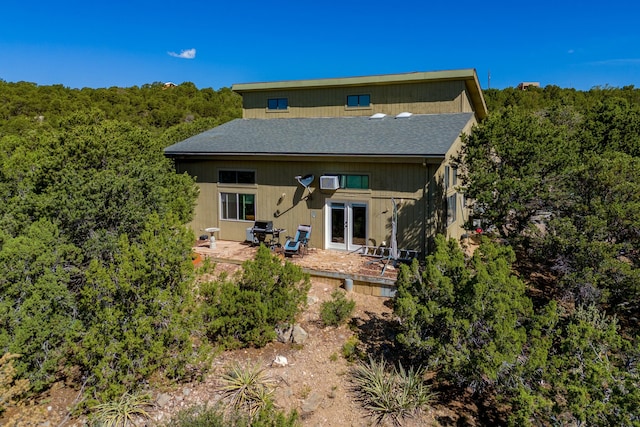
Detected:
left=164, top=113, right=474, bottom=158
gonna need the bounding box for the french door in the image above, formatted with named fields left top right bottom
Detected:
left=326, top=201, right=368, bottom=251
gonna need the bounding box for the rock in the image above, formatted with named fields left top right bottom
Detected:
left=273, top=355, right=288, bottom=367
left=307, top=295, right=319, bottom=305
left=183, top=387, right=192, bottom=396
left=156, top=393, right=172, bottom=407
left=283, top=386, right=294, bottom=398
left=292, top=324, right=308, bottom=344
left=301, top=391, right=323, bottom=415
left=276, top=324, right=293, bottom=343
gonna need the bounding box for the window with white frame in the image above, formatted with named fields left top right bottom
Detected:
left=220, top=193, right=255, bottom=221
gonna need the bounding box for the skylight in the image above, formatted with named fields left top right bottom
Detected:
left=395, top=112, right=412, bottom=118
left=369, top=113, right=386, bottom=119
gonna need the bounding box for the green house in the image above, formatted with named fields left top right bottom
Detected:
left=164, top=69, right=487, bottom=255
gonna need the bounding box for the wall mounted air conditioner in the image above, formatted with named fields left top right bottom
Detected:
left=319, top=175, right=340, bottom=190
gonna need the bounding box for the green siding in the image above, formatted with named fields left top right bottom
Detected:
left=241, top=81, right=472, bottom=119
left=178, top=158, right=434, bottom=253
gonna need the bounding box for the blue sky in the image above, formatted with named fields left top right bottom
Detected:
left=1, top=0, right=639, bottom=91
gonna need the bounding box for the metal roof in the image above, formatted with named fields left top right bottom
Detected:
left=164, top=113, right=474, bottom=158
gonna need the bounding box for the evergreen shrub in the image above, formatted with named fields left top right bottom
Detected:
left=320, top=289, right=356, bottom=327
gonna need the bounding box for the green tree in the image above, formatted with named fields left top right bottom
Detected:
left=0, top=118, right=200, bottom=399
left=458, top=105, right=579, bottom=240
left=200, top=245, right=310, bottom=348
left=460, top=95, right=640, bottom=318
left=543, top=152, right=640, bottom=308
left=509, top=305, right=640, bottom=426
left=76, top=214, right=195, bottom=399
left=394, top=235, right=532, bottom=391
left=0, top=220, right=82, bottom=391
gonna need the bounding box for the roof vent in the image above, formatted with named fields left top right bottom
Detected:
left=369, top=113, right=386, bottom=119
left=395, top=112, right=412, bottom=119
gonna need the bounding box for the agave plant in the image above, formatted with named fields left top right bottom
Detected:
left=91, top=391, right=154, bottom=427
left=350, top=356, right=434, bottom=426
left=218, top=362, right=276, bottom=417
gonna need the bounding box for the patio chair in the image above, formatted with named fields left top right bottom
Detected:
left=283, top=225, right=312, bottom=257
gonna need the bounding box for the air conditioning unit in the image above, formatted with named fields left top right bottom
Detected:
left=319, top=175, right=340, bottom=190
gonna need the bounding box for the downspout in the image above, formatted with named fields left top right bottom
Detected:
left=422, top=158, right=428, bottom=256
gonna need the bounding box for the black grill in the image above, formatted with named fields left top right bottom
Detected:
left=251, top=220, right=274, bottom=245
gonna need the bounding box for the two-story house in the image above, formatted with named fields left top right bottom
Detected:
left=164, top=69, right=487, bottom=256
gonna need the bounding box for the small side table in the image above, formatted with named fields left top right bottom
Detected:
left=204, top=227, right=220, bottom=249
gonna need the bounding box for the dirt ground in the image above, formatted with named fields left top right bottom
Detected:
left=11, top=244, right=477, bottom=426
left=24, top=281, right=434, bottom=426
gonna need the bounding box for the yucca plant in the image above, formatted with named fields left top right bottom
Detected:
left=91, top=391, right=154, bottom=427
left=350, top=356, right=434, bottom=426
left=218, top=362, right=276, bottom=417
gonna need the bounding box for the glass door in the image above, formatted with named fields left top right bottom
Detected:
left=327, top=201, right=368, bottom=251
left=351, top=203, right=367, bottom=247
left=329, top=202, right=346, bottom=249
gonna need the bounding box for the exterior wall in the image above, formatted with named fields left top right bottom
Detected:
left=241, top=81, right=472, bottom=119
left=176, top=157, right=437, bottom=254
left=440, top=118, right=476, bottom=241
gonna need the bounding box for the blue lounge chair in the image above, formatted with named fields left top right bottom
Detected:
left=283, top=225, right=312, bottom=257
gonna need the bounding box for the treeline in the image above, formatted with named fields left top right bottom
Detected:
left=0, top=82, right=240, bottom=401
left=0, top=80, right=241, bottom=137
left=393, top=84, right=640, bottom=425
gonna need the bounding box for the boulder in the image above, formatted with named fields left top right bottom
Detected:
left=275, top=324, right=293, bottom=343
left=292, top=324, right=308, bottom=344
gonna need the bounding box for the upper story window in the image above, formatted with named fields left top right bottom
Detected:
left=219, top=170, right=256, bottom=184
left=267, top=98, right=288, bottom=110
left=346, top=94, right=370, bottom=108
